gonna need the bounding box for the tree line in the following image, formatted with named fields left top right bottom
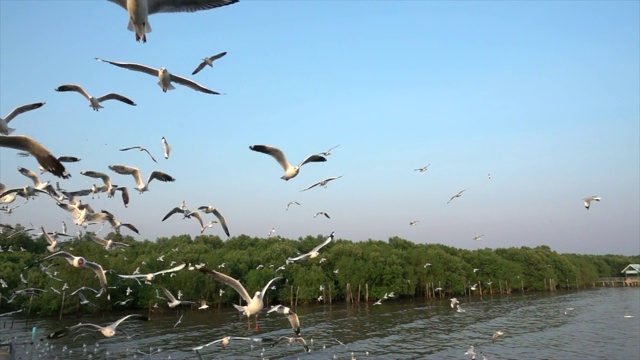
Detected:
left=1, top=225, right=638, bottom=316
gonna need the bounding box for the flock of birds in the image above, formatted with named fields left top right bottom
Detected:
left=0, top=0, right=607, bottom=358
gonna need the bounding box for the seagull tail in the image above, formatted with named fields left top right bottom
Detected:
left=232, top=304, right=247, bottom=314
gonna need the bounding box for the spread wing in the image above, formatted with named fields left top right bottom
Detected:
left=249, top=145, right=291, bottom=171
left=96, top=93, right=137, bottom=106
left=148, top=0, right=239, bottom=14
left=211, top=208, right=230, bottom=237
left=168, top=73, right=221, bottom=94
left=198, top=266, right=252, bottom=303
left=0, top=135, right=69, bottom=179
left=3, top=102, right=45, bottom=123
left=95, top=58, right=159, bottom=77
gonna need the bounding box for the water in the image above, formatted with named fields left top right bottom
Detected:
left=1, top=288, right=638, bottom=359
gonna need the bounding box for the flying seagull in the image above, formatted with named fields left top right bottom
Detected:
left=249, top=145, right=326, bottom=180
left=161, top=136, right=171, bottom=159
left=415, top=164, right=430, bottom=172
left=191, top=336, right=255, bottom=351
left=192, top=51, right=227, bottom=75
left=270, top=336, right=310, bottom=353
left=118, top=263, right=185, bottom=282
left=286, top=232, right=334, bottom=264
left=96, top=58, right=221, bottom=94
left=106, top=0, right=239, bottom=43
left=473, top=234, right=484, bottom=241
left=314, top=212, right=330, bottom=219
left=119, top=146, right=157, bottom=163
left=31, top=251, right=109, bottom=297
left=48, top=314, right=148, bottom=339
left=409, top=220, right=420, bottom=226
left=109, top=165, right=175, bottom=193
left=0, top=102, right=45, bottom=135
left=190, top=206, right=230, bottom=237
left=0, top=135, right=70, bottom=178
left=492, top=330, right=505, bottom=343
left=55, top=84, right=136, bottom=111
left=286, top=201, right=301, bottom=211
left=89, top=234, right=129, bottom=250
left=300, top=176, right=343, bottom=192
left=267, top=305, right=302, bottom=336
left=318, top=144, right=341, bottom=156
left=583, top=195, right=601, bottom=210
left=162, top=206, right=205, bottom=233
left=160, top=287, right=195, bottom=308
left=447, top=188, right=470, bottom=204
left=198, top=266, right=282, bottom=330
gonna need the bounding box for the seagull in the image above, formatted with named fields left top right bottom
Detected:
left=249, top=145, right=327, bottom=181
left=161, top=136, right=171, bottom=159
left=162, top=206, right=205, bottom=232
left=473, top=234, right=484, bottom=241
left=450, top=298, right=460, bottom=309
left=271, top=336, right=310, bottom=353
left=106, top=0, right=239, bottom=43
left=118, top=263, right=185, bottom=282
left=119, top=146, right=157, bottom=163
left=470, top=283, right=478, bottom=290
left=447, top=188, right=470, bottom=204
left=318, top=144, right=341, bottom=156
left=51, top=314, right=148, bottom=339
left=89, top=234, right=129, bottom=250
left=465, top=345, right=476, bottom=360
left=583, top=195, right=601, bottom=210
left=267, top=304, right=302, bottom=336
left=80, top=171, right=122, bottom=201
left=157, top=255, right=165, bottom=262
left=192, top=51, right=227, bottom=75
left=109, top=165, right=175, bottom=193
left=0, top=135, right=70, bottom=178
left=77, top=292, right=97, bottom=307
left=434, top=287, right=443, bottom=292
left=114, top=298, right=133, bottom=306
left=373, top=298, right=383, bottom=305
left=42, top=227, right=61, bottom=252
left=198, top=299, right=209, bottom=310
left=96, top=58, right=221, bottom=94
left=415, top=164, right=430, bottom=172
left=473, top=268, right=480, bottom=273
left=126, top=286, right=133, bottom=296
left=32, top=251, right=109, bottom=297
left=0, top=102, right=45, bottom=135
left=409, top=220, right=420, bottom=226
left=191, top=206, right=230, bottom=237
left=423, top=263, right=431, bottom=268
left=17, top=167, right=59, bottom=196
left=268, top=227, right=276, bottom=237
left=286, top=201, right=301, bottom=211
left=191, top=336, right=255, bottom=351
left=161, top=287, right=194, bottom=308
left=314, top=211, right=331, bottom=219
left=198, top=266, right=282, bottom=330
left=55, top=84, right=136, bottom=111
left=287, top=232, right=334, bottom=264
left=301, top=176, right=343, bottom=192
left=492, top=330, right=504, bottom=343
left=173, top=314, right=184, bottom=328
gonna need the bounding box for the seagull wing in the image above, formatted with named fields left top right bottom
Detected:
left=0, top=135, right=69, bottom=179
left=190, top=211, right=205, bottom=229
left=17, top=167, right=41, bottom=185
left=109, top=165, right=144, bottom=188
left=148, top=0, right=239, bottom=14
left=88, top=234, right=109, bottom=247
left=80, top=171, right=111, bottom=187
left=198, top=267, right=252, bottom=303
left=259, top=277, right=283, bottom=301
left=191, top=61, right=208, bottom=76
left=300, top=181, right=321, bottom=192
left=55, top=84, right=92, bottom=101
left=141, top=149, right=157, bottom=163
left=147, top=171, right=175, bottom=185
left=114, top=186, right=130, bottom=207
left=154, top=263, right=186, bottom=276
left=83, top=260, right=108, bottom=294
left=168, top=73, right=220, bottom=94
left=310, top=232, right=334, bottom=253
left=207, top=51, right=227, bottom=62
left=162, top=207, right=186, bottom=221
left=42, top=228, right=57, bottom=246
left=96, top=93, right=137, bottom=106
left=3, top=102, right=45, bottom=123
left=57, top=156, right=81, bottom=163
left=298, top=154, right=327, bottom=168
left=249, top=145, right=292, bottom=172
left=95, top=58, right=160, bottom=77
left=211, top=208, right=230, bottom=237
left=161, top=287, right=178, bottom=302
left=108, top=314, right=148, bottom=330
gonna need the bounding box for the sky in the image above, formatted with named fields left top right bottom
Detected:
left=0, top=1, right=638, bottom=255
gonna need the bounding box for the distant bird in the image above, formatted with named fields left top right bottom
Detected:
left=33, top=251, right=109, bottom=297
left=173, top=314, right=184, bottom=328
left=198, top=299, right=209, bottom=310
left=434, top=287, right=443, bottom=292
left=465, top=345, right=476, bottom=360
left=473, top=234, right=484, bottom=241
left=198, top=266, right=282, bottom=330
left=191, top=206, right=230, bottom=237
left=89, top=234, right=129, bottom=250
left=96, top=58, right=221, bottom=94
left=77, top=292, right=97, bottom=307
left=487, top=173, right=491, bottom=180
left=286, top=201, right=301, bottom=211
left=162, top=136, right=171, bottom=159
left=162, top=206, right=205, bottom=233
left=492, top=330, right=504, bottom=343
left=126, top=286, right=133, bottom=296
left=423, top=263, right=431, bottom=268
left=161, top=287, right=194, bottom=308
left=470, top=283, right=478, bottom=290
left=118, top=263, right=185, bottom=282
left=271, top=336, right=310, bottom=353
left=0, top=135, right=70, bottom=178
left=300, top=176, right=343, bottom=192
left=201, top=220, right=218, bottom=233
left=268, top=227, right=276, bottom=237
left=583, top=195, right=601, bottom=210
left=415, top=164, right=430, bottom=172
left=192, top=51, right=227, bottom=75
left=314, top=211, right=331, bottom=219
left=473, top=268, right=480, bottom=273
left=447, top=188, right=470, bottom=204
left=249, top=145, right=326, bottom=181
left=119, top=146, right=157, bottom=163
left=318, top=144, right=341, bottom=156
left=287, top=232, right=335, bottom=264
left=114, top=298, right=133, bottom=306
left=109, top=165, right=175, bottom=193
left=373, top=298, right=383, bottom=305
left=191, top=336, right=255, bottom=351
left=450, top=298, right=460, bottom=309
left=55, top=84, right=136, bottom=111
left=409, top=220, right=420, bottom=226
left=267, top=304, right=302, bottom=336
left=106, top=0, right=239, bottom=43
left=0, top=102, right=45, bottom=135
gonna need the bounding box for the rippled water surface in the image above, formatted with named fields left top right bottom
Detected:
left=1, top=287, right=639, bottom=359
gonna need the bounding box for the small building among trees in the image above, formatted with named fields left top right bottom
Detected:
left=621, top=264, right=640, bottom=285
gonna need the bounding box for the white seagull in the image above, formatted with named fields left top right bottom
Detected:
left=286, top=201, right=301, bottom=211
left=96, top=58, right=221, bottom=94
left=160, top=287, right=195, bottom=308
left=118, top=263, right=185, bottom=282
left=192, top=51, right=227, bottom=75
left=583, top=195, right=601, bottom=210
left=119, top=146, right=157, bottom=163
left=161, top=136, right=171, bottom=159
left=34, top=251, right=109, bottom=297
left=0, top=102, right=45, bottom=135
left=0, top=135, right=70, bottom=178
left=249, top=145, right=327, bottom=181
left=56, top=314, right=148, bottom=338
left=286, top=232, right=334, bottom=264
left=300, top=176, right=343, bottom=192
left=190, top=205, right=230, bottom=237
left=447, top=188, right=470, bottom=204
left=314, top=211, right=331, bottom=219
left=198, top=266, right=282, bottom=330
left=109, top=165, right=175, bottom=193
left=267, top=304, right=302, bottom=336
left=106, top=0, right=238, bottom=43
left=318, top=144, right=341, bottom=156
left=55, top=84, right=136, bottom=111
left=89, top=234, right=129, bottom=250
left=198, top=299, right=209, bottom=310
left=473, top=234, right=484, bottom=241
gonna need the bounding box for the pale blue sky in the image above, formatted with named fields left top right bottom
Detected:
left=0, top=1, right=638, bottom=255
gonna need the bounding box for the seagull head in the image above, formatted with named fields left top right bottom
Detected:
left=73, top=257, right=85, bottom=267
left=146, top=274, right=155, bottom=281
